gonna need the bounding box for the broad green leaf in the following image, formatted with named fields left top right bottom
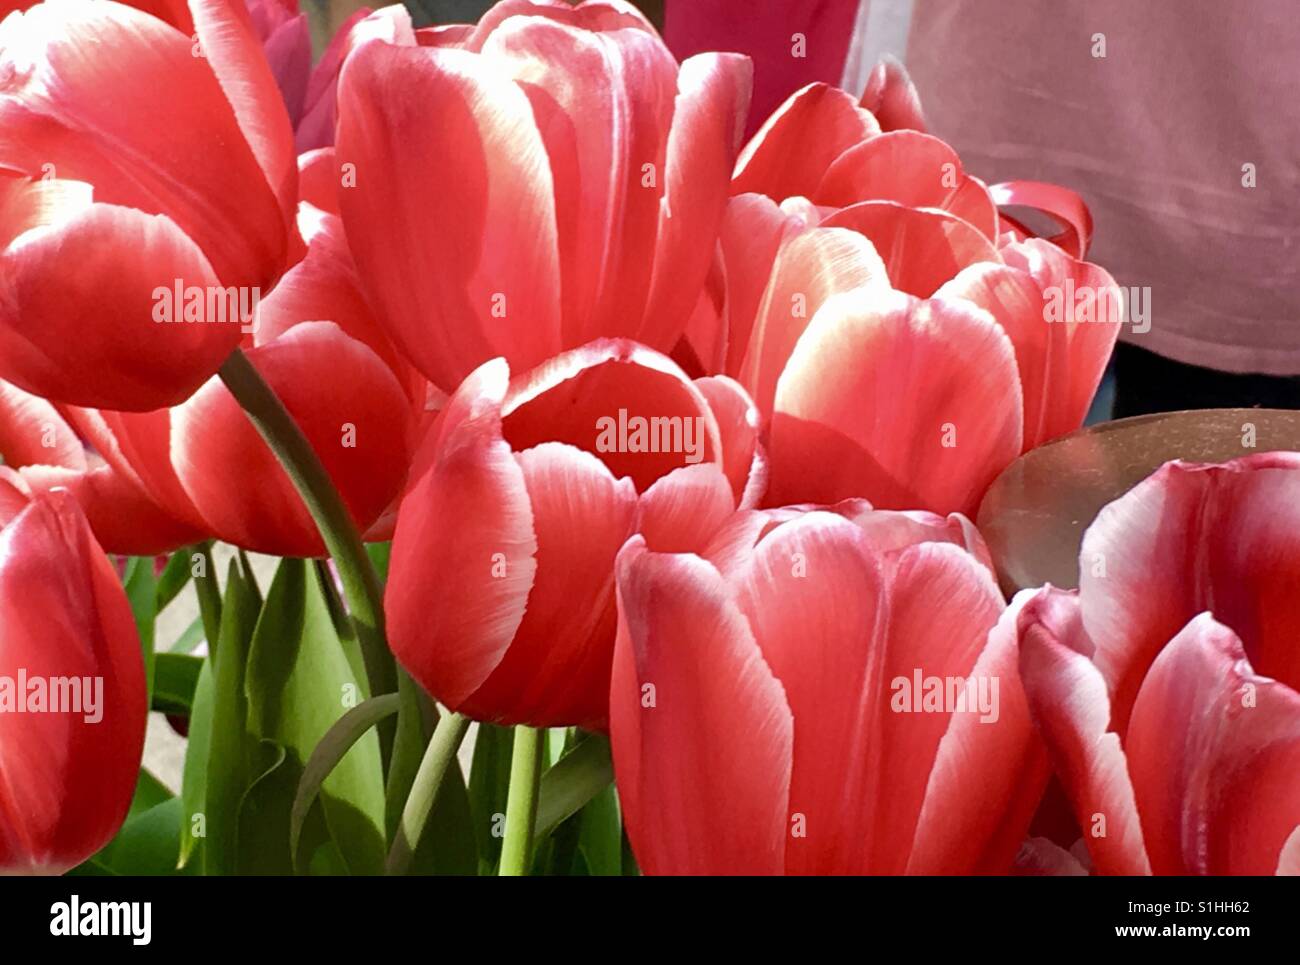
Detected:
left=467, top=723, right=514, bottom=874
left=534, top=732, right=613, bottom=841
left=93, top=798, right=185, bottom=876
left=409, top=758, right=478, bottom=875
left=242, top=558, right=386, bottom=875
left=290, top=692, right=399, bottom=870
left=151, top=652, right=204, bottom=716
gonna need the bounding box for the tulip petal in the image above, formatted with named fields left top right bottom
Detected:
left=858, top=55, right=927, bottom=133
left=460, top=442, right=636, bottom=728
left=732, top=83, right=879, bottom=202
left=386, top=359, right=537, bottom=708
left=187, top=0, right=299, bottom=230
left=0, top=378, right=85, bottom=470
left=172, top=321, right=412, bottom=556
left=815, top=131, right=998, bottom=241
left=908, top=590, right=1052, bottom=874
left=611, top=538, right=793, bottom=875
left=0, top=184, right=241, bottom=411
left=768, top=288, right=1023, bottom=515
left=640, top=52, right=752, bottom=353
left=337, top=40, right=561, bottom=391
left=0, top=0, right=287, bottom=287
left=1015, top=587, right=1152, bottom=875
left=635, top=463, right=734, bottom=554
left=501, top=340, right=721, bottom=493
left=821, top=201, right=1000, bottom=297
left=1078, top=454, right=1300, bottom=732
left=691, top=375, right=762, bottom=505
left=1126, top=613, right=1300, bottom=875
left=14, top=462, right=202, bottom=556
left=736, top=226, right=889, bottom=421
left=0, top=492, right=145, bottom=874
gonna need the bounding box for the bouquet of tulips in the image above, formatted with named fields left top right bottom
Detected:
left=1, top=0, right=1297, bottom=881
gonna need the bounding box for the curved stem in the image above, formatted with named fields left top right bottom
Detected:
left=499, top=726, right=545, bottom=876
left=386, top=710, right=470, bottom=875
left=218, top=350, right=395, bottom=703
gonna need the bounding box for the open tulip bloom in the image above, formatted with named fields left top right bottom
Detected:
left=0, top=0, right=1295, bottom=898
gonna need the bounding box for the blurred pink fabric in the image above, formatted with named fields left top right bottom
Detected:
left=903, top=0, right=1300, bottom=375
left=664, top=0, right=861, bottom=138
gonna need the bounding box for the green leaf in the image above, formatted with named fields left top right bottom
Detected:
left=151, top=652, right=204, bottom=716
left=154, top=547, right=193, bottom=613
left=576, top=783, right=622, bottom=876
left=178, top=659, right=214, bottom=869
left=202, top=559, right=262, bottom=875
left=290, top=692, right=399, bottom=870
left=409, top=758, right=478, bottom=875
left=92, top=798, right=185, bottom=876
left=241, top=558, right=386, bottom=874
left=122, top=556, right=156, bottom=699
left=467, top=723, right=514, bottom=874
left=534, top=732, right=614, bottom=841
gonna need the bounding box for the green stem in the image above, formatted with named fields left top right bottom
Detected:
left=218, top=350, right=395, bottom=705
left=499, top=726, right=545, bottom=876
left=385, top=710, right=471, bottom=875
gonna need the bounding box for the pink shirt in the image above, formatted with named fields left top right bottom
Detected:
left=903, top=0, right=1300, bottom=374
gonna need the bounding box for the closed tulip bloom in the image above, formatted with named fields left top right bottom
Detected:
left=335, top=0, right=752, bottom=394
left=610, top=504, right=1047, bottom=874
left=0, top=486, right=147, bottom=874
left=386, top=339, right=764, bottom=729
left=1015, top=453, right=1300, bottom=875
left=0, top=0, right=298, bottom=411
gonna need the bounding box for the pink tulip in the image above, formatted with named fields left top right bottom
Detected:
left=661, top=68, right=1122, bottom=517
left=610, top=502, right=1047, bottom=874
left=0, top=486, right=147, bottom=874
left=0, top=0, right=299, bottom=411
left=385, top=339, right=765, bottom=729
left=334, top=0, right=752, bottom=394
left=1015, top=453, right=1300, bottom=875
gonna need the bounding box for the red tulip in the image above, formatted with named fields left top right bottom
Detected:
left=386, top=339, right=765, bottom=729
left=0, top=0, right=298, bottom=411
left=609, top=503, right=1047, bottom=874
left=1015, top=453, right=1300, bottom=875
left=335, top=0, right=752, bottom=394
left=0, top=380, right=203, bottom=554
left=0, top=486, right=147, bottom=874
left=59, top=210, right=417, bottom=557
